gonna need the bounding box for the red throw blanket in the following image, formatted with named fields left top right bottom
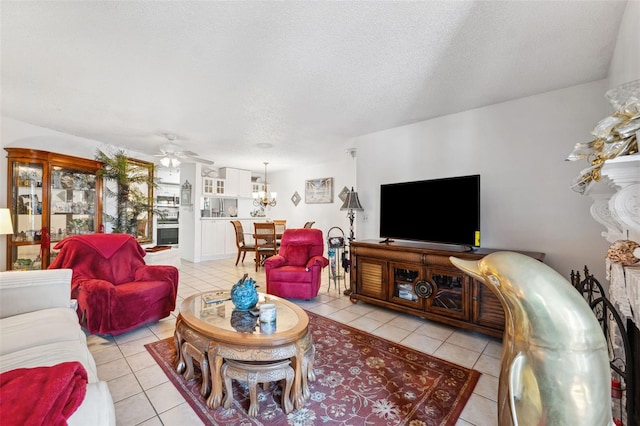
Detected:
left=53, top=233, right=141, bottom=260
left=49, top=233, right=147, bottom=286
left=0, top=361, right=88, bottom=426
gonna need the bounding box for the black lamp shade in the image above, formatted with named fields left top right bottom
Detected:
left=340, top=188, right=364, bottom=211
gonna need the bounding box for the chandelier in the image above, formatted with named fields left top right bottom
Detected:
left=253, top=162, right=277, bottom=208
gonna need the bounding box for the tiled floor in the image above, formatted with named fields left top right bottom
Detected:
left=87, top=257, right=501, bottom=425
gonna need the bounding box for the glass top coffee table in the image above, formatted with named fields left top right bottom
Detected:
left=174, top=291, right=314, bottom=410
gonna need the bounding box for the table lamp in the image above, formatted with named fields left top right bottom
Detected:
left=0, top=208, right=14, bottom=271
left=340, top=188, right=364, bottom=242
left=0, top=208, right=13, bottom=235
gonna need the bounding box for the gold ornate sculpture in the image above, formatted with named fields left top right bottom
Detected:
left=566, top=79, right=639, bottom=194
left=606, top=239, right=640, bottom=266
left=450, top=252, right=614, bottom=426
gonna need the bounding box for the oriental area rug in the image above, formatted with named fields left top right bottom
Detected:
left=145, top=311, right=480, bottom=426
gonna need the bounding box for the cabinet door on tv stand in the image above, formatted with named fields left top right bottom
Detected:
left=355, top=257, right=387, bottom=300
left=388, top=262, right=426, bottom=309
left=471, top=279, right=505, bottom=332
left=424, top=268, right=470, bottom=321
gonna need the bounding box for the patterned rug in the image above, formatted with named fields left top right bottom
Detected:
left=145, top=311, right=480, bottom=425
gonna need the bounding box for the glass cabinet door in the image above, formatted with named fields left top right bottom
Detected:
left=215, top=179, right=225, bottom=194
left=425, top=268, right=470, bottom=321
left=203, top=177, right=214, bottom=195
left=10, top=161, right=45, bottom=270
left=389, top=263, right=425, bottom=309
left=49, top=168, right=98, bottom=264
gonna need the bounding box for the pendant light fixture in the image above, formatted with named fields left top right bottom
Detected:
left=253, top=162, right=277, bottom=208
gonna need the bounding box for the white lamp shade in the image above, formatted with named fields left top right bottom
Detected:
left=160, top=156, right=180, bottom=168
left=0, top=208, right=14, bottom=235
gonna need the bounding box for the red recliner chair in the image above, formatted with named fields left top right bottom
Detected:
left=264, top=228, right=329, bottom=300
left=48, top=233, right=179, bottom=335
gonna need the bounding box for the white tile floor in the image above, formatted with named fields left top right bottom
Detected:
left=87, top=257, right=501, bottom=425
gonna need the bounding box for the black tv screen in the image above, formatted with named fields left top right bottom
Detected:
left=379, top=174, right=480, bottom=247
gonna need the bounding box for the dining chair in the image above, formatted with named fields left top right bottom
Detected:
left=273, top=219, right=287, bottom=246
left=253, top=222, right=278, bottom=271
left=231, top=220, right=255, bottom=266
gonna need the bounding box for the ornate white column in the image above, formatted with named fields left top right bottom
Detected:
left=586, top=152, right=639, bottom=315
left=587, top=153, right=640, bottom=243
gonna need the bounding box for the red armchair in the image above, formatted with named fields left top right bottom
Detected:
left=264, top=228, right=329, bottom=300
left=48, top=234, right=179, bottom=335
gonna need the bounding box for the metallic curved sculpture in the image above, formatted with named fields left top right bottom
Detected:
left=450, top=251, right=614, bottom=426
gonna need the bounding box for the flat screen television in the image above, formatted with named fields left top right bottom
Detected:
left=379, top=174, right=480, bottom=248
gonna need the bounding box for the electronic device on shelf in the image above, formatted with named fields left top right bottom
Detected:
left=379, top=174, right=480, bottom=250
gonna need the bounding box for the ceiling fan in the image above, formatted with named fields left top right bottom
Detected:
left=154, top=134, right=214, bottom=167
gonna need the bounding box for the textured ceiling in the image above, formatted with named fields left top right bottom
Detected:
left=0, top=1, right=628, bottom=173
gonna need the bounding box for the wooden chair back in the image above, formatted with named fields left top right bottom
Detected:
left=231, top=220, right=246, bottom=247
left=273, top=219, right=287, bottom=238
left=231, top=220, right=254, bottom=266
left=253, top=222, right=277, bottom=271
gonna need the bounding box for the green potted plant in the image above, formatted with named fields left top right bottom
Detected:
left=95, top=149, right=158, bottom=238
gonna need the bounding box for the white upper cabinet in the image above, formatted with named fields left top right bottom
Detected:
left=219, top=168, right=252, bottom=198
left=203, top=177, right=225, bottom=195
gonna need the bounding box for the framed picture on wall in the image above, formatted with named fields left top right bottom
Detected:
left=305, top=177, right=334, bottom=204
left=338, top=186, right=350, bottom=203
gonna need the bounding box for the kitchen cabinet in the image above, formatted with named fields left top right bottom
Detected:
left=349, top=240, right=545, bottom=338
left=5, top=148, right=103, bottom=270
left=252, top=181, right=264, bottom=194
left=219, top=167, right=252, bottom=198
left=199, top=218, right=269, bottom=261
left=203, top=177, right=225, bottom=195
left=200, top=220, right=227, bottom=258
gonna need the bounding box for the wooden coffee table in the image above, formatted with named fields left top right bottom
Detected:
left=174, top=291, right=314, bottom=410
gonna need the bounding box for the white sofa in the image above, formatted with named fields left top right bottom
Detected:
left=0, top=268, right=116, bottom=425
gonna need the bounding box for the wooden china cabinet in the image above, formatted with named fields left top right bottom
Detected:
left=5, top=148, right=103, bottom=270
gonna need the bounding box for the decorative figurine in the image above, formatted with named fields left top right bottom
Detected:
left=450, top=252, right=614, bottom=426
left=230, top=273, right=259, bottom=311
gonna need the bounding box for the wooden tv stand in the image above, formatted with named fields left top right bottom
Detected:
left=348, top=240, right=545, bottom=338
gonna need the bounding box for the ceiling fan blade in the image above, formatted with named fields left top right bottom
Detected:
left=153, top=134, right=213, bottom=165
left=185, top=156, right=214, bottom=165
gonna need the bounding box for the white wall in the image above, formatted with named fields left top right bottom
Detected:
left=352, top=80, right=613, bottom=282
left=262, top=151, right=357, bottom=241
left=608, top=0, right=640, bottom=90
